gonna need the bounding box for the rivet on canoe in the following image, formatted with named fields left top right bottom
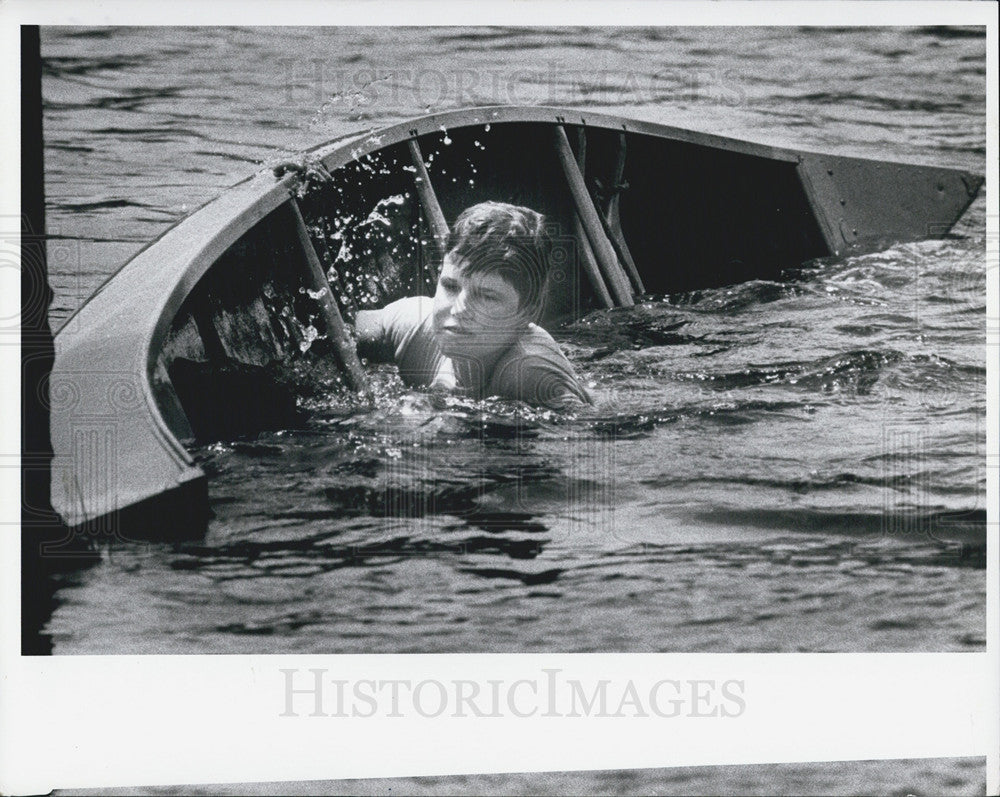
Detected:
left=840, top=198, right=846, bottom=205
left=827, top=169, right=834, bottom=176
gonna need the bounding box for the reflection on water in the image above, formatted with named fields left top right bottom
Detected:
left=42, top=28, right=985, bottom=661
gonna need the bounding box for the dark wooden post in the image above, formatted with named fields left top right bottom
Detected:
left=553, top=126, right=634, bottom=307
left=601, top=132, right=645, bottom=295
left=287, top=198, right=368, bottom=392
left=571, top=130, right=614, bottom=309
left=407, top=138, right=450, bottom=277
left=21, top=26, right=94, bottom=655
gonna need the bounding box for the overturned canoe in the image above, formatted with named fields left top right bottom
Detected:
left=48, top=105, right=983, bottom=536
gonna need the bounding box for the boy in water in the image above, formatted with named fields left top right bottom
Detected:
left=355, top=202, right=591, bottom=410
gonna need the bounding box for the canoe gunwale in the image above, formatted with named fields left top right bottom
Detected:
left=307, top=105, right=804, bottom=173
left=52, top=170, right=300, bottom=528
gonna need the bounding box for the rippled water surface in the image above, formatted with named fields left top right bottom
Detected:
left=41, top=25, right=987, bottom=793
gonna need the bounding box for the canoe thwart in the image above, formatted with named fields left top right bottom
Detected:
left=571, top=128, right=614, bottom=309
left=599, top=132, right=645, bottom=295
left=553, top=125, right=635, bottom=307
left=407, top=138, right=451, bottom=272
left=286, top=198, right=368, bottom=392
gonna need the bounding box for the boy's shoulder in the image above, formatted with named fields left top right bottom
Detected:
left=377, top=296, right=434, bottom=346
left=507, top=323, right=563, bottom=358
left=489, top=323, right=591, bottom=407
left=382, top=295, right=433, bottom=325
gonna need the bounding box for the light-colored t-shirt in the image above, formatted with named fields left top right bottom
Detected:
left=356, top=297, right=591, bottom=409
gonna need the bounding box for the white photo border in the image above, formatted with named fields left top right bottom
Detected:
left=1, top=1, right=996, bottom=794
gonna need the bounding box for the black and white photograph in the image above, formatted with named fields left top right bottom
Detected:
left=8, top=4, right=996, bottom=795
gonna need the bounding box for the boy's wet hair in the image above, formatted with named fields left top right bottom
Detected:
left=446, top=202, right=552, bottom=317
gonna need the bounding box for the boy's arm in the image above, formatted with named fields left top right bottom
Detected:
left=355, top=308, right=392, bottom=362
left=491, top=354, right=592, bottom=411
left=355, top=297, right=431, bottom=364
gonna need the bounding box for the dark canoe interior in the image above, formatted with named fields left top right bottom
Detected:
left=293, top=122, right=828, bottom=315
left=155, top=118, right=967, bottom=443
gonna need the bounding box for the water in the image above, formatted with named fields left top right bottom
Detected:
left=40, top=26, right=987, bottom=794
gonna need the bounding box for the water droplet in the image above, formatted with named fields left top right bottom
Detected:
left=298, top=324, right=319, bottom=353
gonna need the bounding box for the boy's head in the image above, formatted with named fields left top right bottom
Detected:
left=446, top=202, right=552, bottom=317
left=432, top=202, right=553, bottom=359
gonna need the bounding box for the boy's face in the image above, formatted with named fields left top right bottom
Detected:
left=432, top=253, right=532, bottom=360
